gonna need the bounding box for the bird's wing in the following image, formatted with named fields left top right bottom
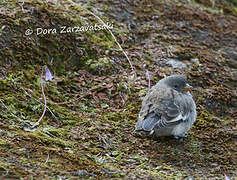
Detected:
left=136, top=87, right=189, bottom=133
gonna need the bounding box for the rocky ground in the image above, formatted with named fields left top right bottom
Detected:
left=0, top=0, right=236, bottom=179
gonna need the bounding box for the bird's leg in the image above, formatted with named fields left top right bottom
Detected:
left=174, top=133, right=189, bottom=142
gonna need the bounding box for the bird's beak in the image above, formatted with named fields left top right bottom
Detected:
left=184, top=83, right=193, bottom=92
left=186, top=83, right=193, bottom=88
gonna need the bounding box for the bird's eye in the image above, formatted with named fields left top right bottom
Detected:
left=174, top=85, right=178, bottom=88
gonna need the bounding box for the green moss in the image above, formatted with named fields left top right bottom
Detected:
left=0, top=0, right=236, bottom=179
left=0, top=139, right=8, bottom=145
left=26, top=130, right=76, bottom=148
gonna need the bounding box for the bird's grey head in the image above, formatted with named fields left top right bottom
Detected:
left=158, top=75, right=189, bottom=92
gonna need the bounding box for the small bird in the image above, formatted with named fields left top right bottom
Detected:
left=135, top=75, right=196, bottom=139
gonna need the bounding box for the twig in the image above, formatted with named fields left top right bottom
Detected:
left=45, top=153, right=50, bottom=164
left=66, top=0, right=135, bottom=74
left=0, top=99, right=22, bottom=121
left=146, top=70, right=151, bottom=90
left=87, top=11, right=135, bottom=73
left=119, top=92, right=125, bottom=105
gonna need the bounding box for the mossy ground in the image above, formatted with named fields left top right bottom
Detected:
left=0, top=0, right=236, bottom=179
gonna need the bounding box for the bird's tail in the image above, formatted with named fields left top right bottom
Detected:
left=135, top=114, right=157, bottom=136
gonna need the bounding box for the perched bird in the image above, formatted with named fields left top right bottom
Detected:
left=135, top=75, right=196, bottom=139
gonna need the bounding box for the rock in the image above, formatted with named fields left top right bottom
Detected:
left=71, top=169, right=96, bottom=177
left=222, top=47, right=237, bottom=61
left=71, top=170, right=88, bottom=176
left=190, top=58, right=199, bottom=64
left=227, top=59, right=237, bottom=69
left=166, top=59, right=188, bottom=69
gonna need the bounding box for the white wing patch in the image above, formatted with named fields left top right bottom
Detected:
left=167, top=113, right=184, bottom=123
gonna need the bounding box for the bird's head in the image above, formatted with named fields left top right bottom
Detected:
left=159, top=75, right=192, bottom=92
